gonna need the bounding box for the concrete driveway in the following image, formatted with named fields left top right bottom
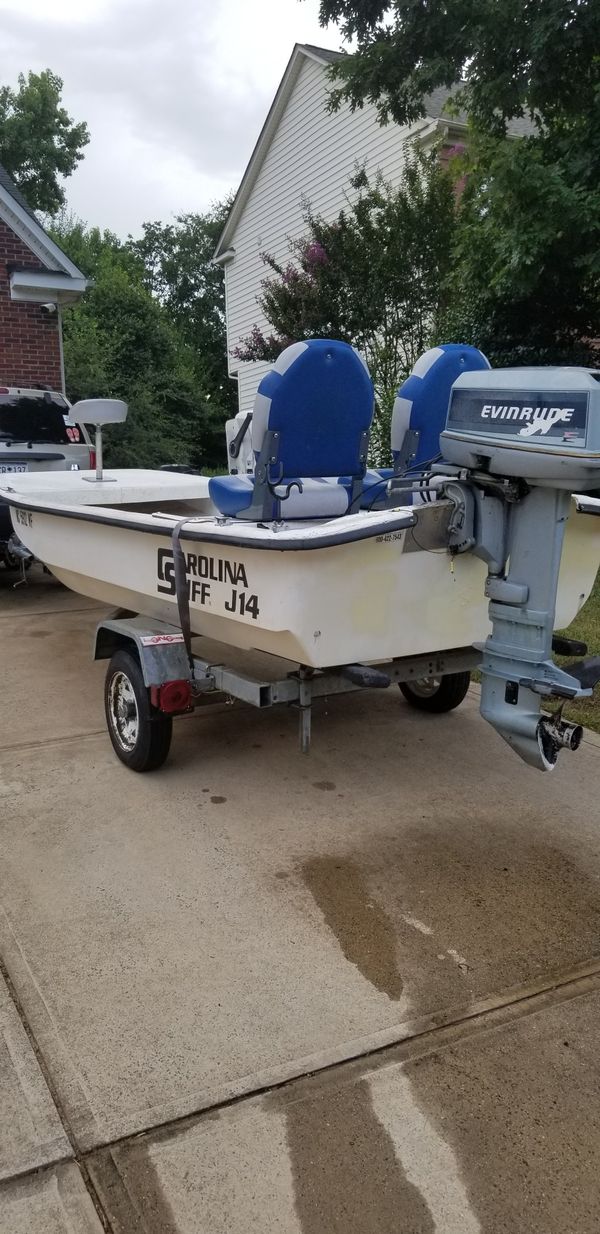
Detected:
left=1, top=566, right=600, bottom=1232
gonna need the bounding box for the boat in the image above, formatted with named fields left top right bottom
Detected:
left=2, top=470, right=596, bottom=668
left=3, top=339, right=600, bottom=773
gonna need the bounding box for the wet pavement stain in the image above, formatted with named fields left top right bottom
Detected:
left=300, top=856, right=404, bottom=1000
left=287, top=822, right=600, bottom=1233
left=282, top=1077, right=434, bottom=1234
left=313, top=780, right=336, bottom=792
left=402, top=991, right=600, bottom=1234
left=361, top=824, right=600, bottom=1014
left=90, top=1143, right=180, bottom=1233
left=210, top=795, right=227, bottom=804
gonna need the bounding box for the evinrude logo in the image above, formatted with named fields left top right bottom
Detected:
left=480, top=404, right=575, bottom=436
left=448, top=390, right=588, bottom=441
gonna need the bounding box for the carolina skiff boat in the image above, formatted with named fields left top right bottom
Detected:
left=3, top=340, right=600, bottom=773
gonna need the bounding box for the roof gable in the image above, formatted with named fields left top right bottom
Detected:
left=0, top=161, right=85, bottom=280
left=214, top=46, right=534, bottom=258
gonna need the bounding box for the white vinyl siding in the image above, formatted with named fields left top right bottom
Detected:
left=237, top=359, right=272, bottom=413
left=225, top=54, right=419, bottom=411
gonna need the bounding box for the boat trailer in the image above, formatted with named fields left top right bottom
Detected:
left=94, top=613, right=482, bottom=770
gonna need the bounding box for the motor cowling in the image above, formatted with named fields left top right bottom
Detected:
left=441, top=366, right=600, bottom=489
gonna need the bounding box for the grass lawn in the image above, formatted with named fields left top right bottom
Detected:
left=553, top=571, right=600, bottom=734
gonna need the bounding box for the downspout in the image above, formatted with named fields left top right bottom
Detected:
left=57, top=304, right=66, bottom=395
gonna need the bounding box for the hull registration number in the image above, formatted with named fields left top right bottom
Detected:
left=0, top=463, right=28, bottom=474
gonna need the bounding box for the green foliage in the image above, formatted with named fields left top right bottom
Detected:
left=130, top=201, right=236, bottom=417
left=441, top=129, right=600, bottom=366
left=0, top=71, right=89, bottom=214
left=235, top=153, right=456, bottom=462
left=316, top=0, right=600, bottom=367
left=317, top=0, right=600, bottom=133
left=48, top=216, right=229, bottom=470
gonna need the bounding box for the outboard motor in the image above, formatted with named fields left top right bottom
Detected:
left=440, top=366, right=600, bottom=771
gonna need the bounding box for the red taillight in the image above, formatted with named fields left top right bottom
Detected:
left=89, top=447, right=96, bottom=469
left=0, top=387, right=9, bottom=394
left=150, top=680, right=192, bottom=714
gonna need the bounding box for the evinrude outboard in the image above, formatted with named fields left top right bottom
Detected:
left=439, top=366, right=600, bottom=769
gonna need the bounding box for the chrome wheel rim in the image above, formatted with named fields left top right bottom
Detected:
left=108, top=671, right=139, bottom=751
left=408, top=675, right=442, bottom=698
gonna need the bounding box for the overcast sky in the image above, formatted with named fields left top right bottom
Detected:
left=0, top=0, right=341, bottom=237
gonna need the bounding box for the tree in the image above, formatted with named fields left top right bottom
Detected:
left=129, top=200, right=236, bottom=417
left=48, top=217, right=228, bottom=470
left=441, top=132, right=600, bottom=366
left=234, top=152, right=456, bottom=460
left=316, top=0, right=600, bottom=134
left=314, top=0, right=600, bottom=366
left=0, top=71, right=89, bottom=214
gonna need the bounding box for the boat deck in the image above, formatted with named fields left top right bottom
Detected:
left=0, top=466, right=212, bottom=507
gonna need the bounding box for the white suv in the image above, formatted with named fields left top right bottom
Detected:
left=0, top=386, right=94, bottom=568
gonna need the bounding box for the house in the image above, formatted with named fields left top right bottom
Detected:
left=214, top=43, right=530, bottom=414
left=0, top=162, right=87, bottom=392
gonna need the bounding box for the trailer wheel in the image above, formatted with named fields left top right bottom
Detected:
left=104, top=648, right=172, bottom=772
left=399, top=671, right=471, bottom=713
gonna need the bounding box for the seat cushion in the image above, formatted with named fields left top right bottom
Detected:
left=208, top=473, right=254, bottom=517
left=274, top=477, right=349, bottom=518
left=209, top=474, right=350, bottom=520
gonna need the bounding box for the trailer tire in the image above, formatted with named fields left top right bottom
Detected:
left=399, top=671, right=471, bottom=713
left=104, top=648, right=172, bottom=772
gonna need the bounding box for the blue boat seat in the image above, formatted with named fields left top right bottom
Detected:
left=391, top=343, right=490, bottom=471
left=209, top=339, right=374, bottom=520
left=360, top=343, right=490, bottom=509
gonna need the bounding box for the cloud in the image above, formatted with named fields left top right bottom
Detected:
left=0, top=0, right=340, bottom=234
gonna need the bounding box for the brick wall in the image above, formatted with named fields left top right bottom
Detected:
left=0, top=217, right=62, bottom=389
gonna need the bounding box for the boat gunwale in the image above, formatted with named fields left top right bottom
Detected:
left=4, top=493, right=418, bottom=553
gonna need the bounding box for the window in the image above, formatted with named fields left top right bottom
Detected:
left=0, top=394, right=75, bottom=445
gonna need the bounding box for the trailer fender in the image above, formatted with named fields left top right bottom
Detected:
left=94, top=616, right=191, bottom=686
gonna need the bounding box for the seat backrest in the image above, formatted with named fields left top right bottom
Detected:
left=391, top=344, right=490, bottom=471
left=252, top=339, right=374, bottom=478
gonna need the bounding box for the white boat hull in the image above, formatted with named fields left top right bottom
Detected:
left=8, top=485, right=599, bottom=668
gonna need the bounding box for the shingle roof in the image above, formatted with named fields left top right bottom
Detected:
left=0, top=161, right=39, bottom=223
left=423, top=85, right=534, bottom=137
left=301, top=44, right=344, bottom=65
